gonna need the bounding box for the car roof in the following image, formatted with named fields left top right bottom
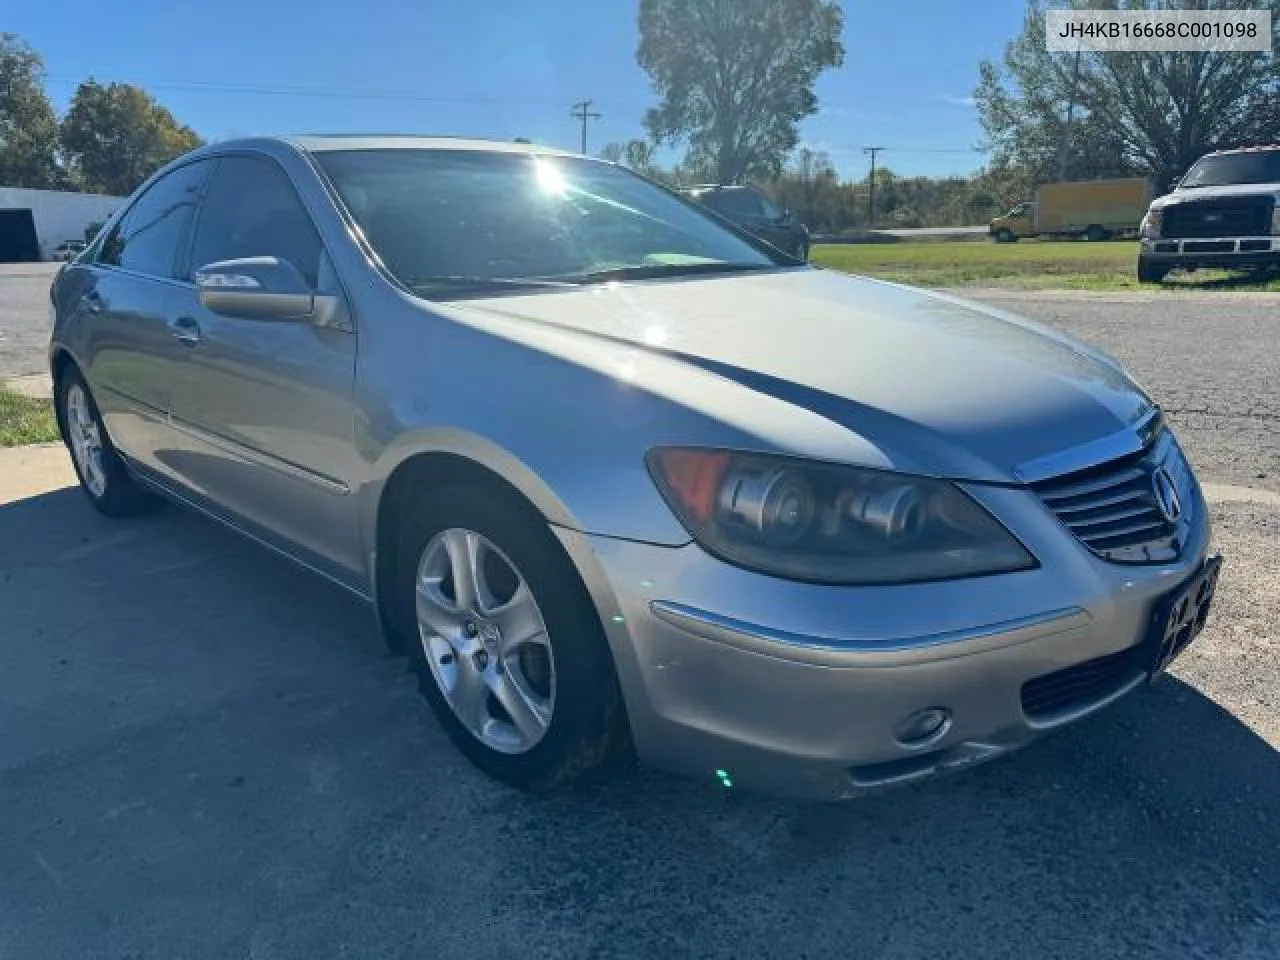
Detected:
left=130, top=135, right=597, bottom=206
left=1205, top=144, right=1280, bottom=156
left=281, top=134, right=580, bottom=157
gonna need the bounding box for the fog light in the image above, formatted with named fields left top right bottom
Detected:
left=894, top=707, right=951, bottom=746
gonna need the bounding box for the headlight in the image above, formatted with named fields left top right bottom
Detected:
left=647, top=448, right=1036, bottom=585
left=1271, top=205, right=1280, bottom=235
left=1140, top=210, right=1162, bottom=239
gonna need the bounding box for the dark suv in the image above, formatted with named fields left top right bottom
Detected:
left=683, top=184, right=810, bottom=260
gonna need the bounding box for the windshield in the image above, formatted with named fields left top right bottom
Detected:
left=316, top=149, right=782, bottom=291
left=1180, top=151, right=1280, bottom=188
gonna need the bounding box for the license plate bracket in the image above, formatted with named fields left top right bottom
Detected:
left=1147, top=554, right=1223, bottom=680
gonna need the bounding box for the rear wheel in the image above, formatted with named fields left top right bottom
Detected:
left=1084, top=224, right=1109, bottom=242
left=393, top=485, right=625, bottom=789
left=56, top=369, right=159, bottom=516
left=993, top=228, right=1016, bottom=243
left=1137, top=257, right=1170, bottom=285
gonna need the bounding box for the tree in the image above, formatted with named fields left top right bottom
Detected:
left=769, top=147, right=844, bottom=231
left=976, top=0, right=1280, bottom=187
left=637, top=0, right=844, bottom=184
left=61, top=80, right=202, bottom=195
left=600, top=138, right=662, bottom=176
left=0, top=34, right=64, bottom=189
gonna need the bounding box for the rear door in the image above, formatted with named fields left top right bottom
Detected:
left=165, top=154, right=363, bottom=583
left=79, top=159, right=213, bottom=475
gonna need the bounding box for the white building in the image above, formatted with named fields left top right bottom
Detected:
left=0, top=187, right=123, bottom=262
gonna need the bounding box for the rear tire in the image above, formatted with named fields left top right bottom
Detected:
left=1085, top=224, right=1109, bottom=242
left=56, top=369, right=160, bottom=517
left=994, top=228, right=1016, bottom=243
left=391, top=484, right=626, bottom=790
left=1137, top=257, right=1170, bottom=285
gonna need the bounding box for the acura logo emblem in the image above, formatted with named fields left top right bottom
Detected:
left=1152, top=467, right=1182, bottom=523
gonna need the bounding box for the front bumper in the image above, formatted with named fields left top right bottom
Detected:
left=1141, top=236, right=1280, bottom=268
left=555, top=471, right=1213, bottom=800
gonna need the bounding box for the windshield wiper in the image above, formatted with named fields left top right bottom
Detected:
left=554, top=262, right=779, bottom=285
left=406, top=275, right=581, bottom=293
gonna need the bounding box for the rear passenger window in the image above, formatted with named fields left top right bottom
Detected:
left=189, top=157, right=323, bottom=287
left=100, top=161, right=211, bottom=278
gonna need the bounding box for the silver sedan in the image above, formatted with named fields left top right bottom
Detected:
left=49, top=136, right=1220, bottom=799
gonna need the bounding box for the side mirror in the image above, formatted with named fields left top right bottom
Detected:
left=195, top=256, right=333, bottom=322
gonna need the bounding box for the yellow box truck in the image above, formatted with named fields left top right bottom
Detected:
left=989, top=177, right=1153, bottom=242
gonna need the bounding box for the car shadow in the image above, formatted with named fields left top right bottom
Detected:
left=1169, top=265, right=1280, bottom=290
left=1, top=484, right=1276, bottom=959
left=499, top=675, right=1280, bottom=957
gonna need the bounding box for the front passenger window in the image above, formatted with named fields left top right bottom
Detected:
left=100, top=160, right=210, bottom=278
left=190, top=157, right=323, bottom=287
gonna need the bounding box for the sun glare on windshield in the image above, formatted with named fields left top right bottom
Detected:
left=534, top=159, right=568, bottom=197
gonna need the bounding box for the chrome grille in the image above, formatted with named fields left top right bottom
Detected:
left=1032, top=434, right=1185, bottom=563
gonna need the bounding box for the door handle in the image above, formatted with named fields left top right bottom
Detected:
left=82, top=290, right=103, bottom=313
left=169, top=316, right=202, bottom=346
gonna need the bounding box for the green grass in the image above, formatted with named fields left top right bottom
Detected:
left=0, top=387, right=60, bottom=447
left=812, top=239, right=1280, bottom=291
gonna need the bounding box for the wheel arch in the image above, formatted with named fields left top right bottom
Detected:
left=366, top=432, right=590, bottom=650
left=368, top=439, right=638, bottom=750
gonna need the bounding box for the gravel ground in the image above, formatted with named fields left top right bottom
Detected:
left=0, top=271, right=1277, bottom=958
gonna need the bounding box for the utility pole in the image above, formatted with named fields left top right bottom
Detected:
left=1055, top=45, right=1083, bottom=182
left=570, top=99, right=601, bottom=155
left=863, top=146, right=885, bottom=228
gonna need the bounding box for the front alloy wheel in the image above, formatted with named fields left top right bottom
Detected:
left=393, top=485, right=625, bottom=790
left=415, top=528, right=556, bottom=755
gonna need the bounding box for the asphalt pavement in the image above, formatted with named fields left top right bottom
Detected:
left=0, top=263, right=57, bottom=381
left=1, top=265, right=1277, bottom=958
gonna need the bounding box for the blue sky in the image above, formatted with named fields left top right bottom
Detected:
left=10, top=0, right=1028, bottom=179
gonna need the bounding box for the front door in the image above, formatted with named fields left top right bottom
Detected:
left=82, top=159, right=213, bottom=476
left=165, top=155, right=363, bottom=585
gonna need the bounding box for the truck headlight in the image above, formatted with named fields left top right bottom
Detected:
left=647, top=448, right=1036, bottom=585
left=1141, top=210, right=1163, bottom=239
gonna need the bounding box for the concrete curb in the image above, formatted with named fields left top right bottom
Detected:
left=1, top=373, right=54, bottom=400
left=0, top=443, right=73, bottom=503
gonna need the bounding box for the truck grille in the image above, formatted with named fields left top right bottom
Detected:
left=1031, top=435, right=1183, bottom=563
left=1162, top=198, right=1273, bottom=238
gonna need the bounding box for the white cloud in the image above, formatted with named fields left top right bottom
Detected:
left=942, top=94, right=977, bottom=108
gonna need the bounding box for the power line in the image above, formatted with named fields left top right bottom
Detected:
left=44, top=73, right=577, bottom=107
left=881, top=147, right=985, bottom=154
left=570, top=99, right=601, bottom=155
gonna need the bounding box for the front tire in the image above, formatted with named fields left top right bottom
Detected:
left=56, top=369, right=159, bottom=517
left=392, top=485, right=625, bottom=790
left=1137, top=257, right=1170, bottom=284
left=993, top=228, right=1016, bottom=243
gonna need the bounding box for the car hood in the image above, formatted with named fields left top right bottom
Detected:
left=446, top=269, right=1153, bottom=483
left=1153, top=183, right=1280, bottom=207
